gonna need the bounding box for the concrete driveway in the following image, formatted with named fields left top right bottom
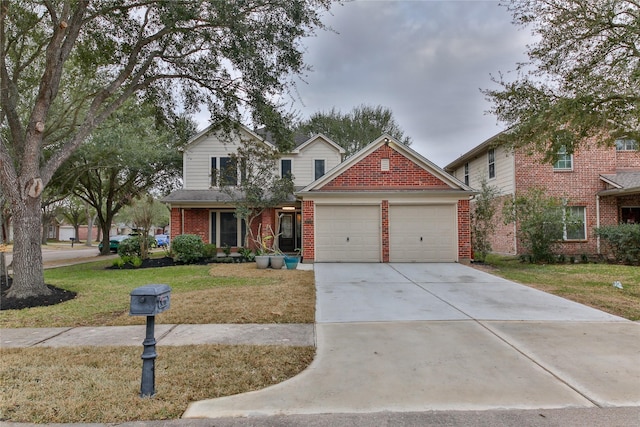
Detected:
left=184, top=263, right=640, bottom=418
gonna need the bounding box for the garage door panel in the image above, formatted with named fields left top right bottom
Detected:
left=316, top=205, right=380, bottom=262
left=389, top=205, right=457, bottom=262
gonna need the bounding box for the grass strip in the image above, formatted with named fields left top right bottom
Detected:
left=482, top=255, right=640, bottom=320
left=1, top=345, right=315, bottom=423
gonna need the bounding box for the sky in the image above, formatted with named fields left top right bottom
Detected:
left=291, top=0, right=534, bottom=168
left=191, top=1, right=535, bottom=168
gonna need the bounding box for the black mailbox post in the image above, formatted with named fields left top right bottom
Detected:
left=130, top=284, right=171, bottom=398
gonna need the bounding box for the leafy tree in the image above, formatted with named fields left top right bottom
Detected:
left=219, top=137, right=295, bottom=249
left=116, top=194, right=170, bottom=259
left=60, top=196, right=87, bottom=243
left=502, top=188, right=565, bottom=263
left=485, top=0, right=640, bottom=162
left=471, top=178, right=500, bottom=263
left=40, top=188, right=65, bottom=244
left=55, top=100, right=185, bottom=255
left=296, top=104, right=412, bottom=157
left=0, top=0, right=333, bottom=298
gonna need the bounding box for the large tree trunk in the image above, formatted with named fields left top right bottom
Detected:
left=6, top=198, right=51, bottom=298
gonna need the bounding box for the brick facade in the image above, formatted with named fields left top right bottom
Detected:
left=302, top=200, right=315, bottom=262
left=381, top=200, right=390, bottom=262
left=301, top=142, right=473, bottom=263
left=322, top=145, right=449, bottom=190
left=457, top=199, right=471, bottom=260
left=460, top=143, right=640, bottom=257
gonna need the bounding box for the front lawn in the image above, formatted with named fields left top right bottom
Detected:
left=0, top=261, right=315, bottom=328
left=481, top=254, right=640, bottom=321
left=0, top=261, right=316, bottom=423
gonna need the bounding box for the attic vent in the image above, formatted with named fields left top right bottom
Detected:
left=381, top=158, right=390, bottom=171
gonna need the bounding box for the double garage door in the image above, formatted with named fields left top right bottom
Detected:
left=315, top=204, right=457, bottom=262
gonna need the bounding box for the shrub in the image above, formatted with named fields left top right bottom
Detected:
left=595, top=224, right=640, bottom=265
left=171, top=234, right=205, bottom=264
left=203, top=243, right=217, bottom=260
left=471, top=178, right=500, bottom=262
left=503, top=188, right=564, bottom=263
left=117, top=235, right=155, bottom=259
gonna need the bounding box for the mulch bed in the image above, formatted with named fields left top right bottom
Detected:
left=107, top=256, right=177, bottom=269
left=1, top=276, right=77, bottom=311
left=0, top=257, right=175, bottom=311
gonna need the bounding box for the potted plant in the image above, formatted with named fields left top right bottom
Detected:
left=284, top=248, right=301, bottom=270
left=254, top=249, right=270, bottom=269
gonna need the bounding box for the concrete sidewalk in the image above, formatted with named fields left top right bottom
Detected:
left=183, top=263, right=640, bottom=419
left=0, top=323, right=314, bottom=348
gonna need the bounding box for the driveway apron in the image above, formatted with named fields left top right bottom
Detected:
left=183, top=263, right=640, bottom=419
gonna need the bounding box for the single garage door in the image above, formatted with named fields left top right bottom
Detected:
left=315, top=205, right=381, bottom=262
left=389, top=204, right=457, bottom=262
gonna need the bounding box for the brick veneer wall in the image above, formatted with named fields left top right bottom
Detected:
left=457, top=199, right=471, bottom=260
left=381, top=200, right=390, bottom=262
left=322, top=145, right=450, bottom=190
left=512, top=145, right=639, bottom=255
left=170, top=208, right=182, bottom=239
left=302, top=200, right=315, bottom=262
left=476, top=195, right=517, bottom=255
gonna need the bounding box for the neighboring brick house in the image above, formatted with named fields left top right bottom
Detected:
left=163, top=125, right=476, bottom=263
left=444, top=133, right=640, bottom=257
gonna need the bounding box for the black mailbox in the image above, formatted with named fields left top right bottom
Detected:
left=130, top=284, right=171, bottom=316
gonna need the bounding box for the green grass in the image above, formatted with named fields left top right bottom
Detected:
left=1, top=260, right=315, bottom=328
left=483, top=254, right=640, bottom=320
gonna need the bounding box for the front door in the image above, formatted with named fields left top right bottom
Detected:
left=278, top=212, right=298, bottom=252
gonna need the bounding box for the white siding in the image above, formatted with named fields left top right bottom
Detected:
left=183, top=129, right=344, bottom=190
left=291, top=141, right=343, bottom=186
left=183, top=132, right=244, bottom=190
left=451, top=145, right=515, bottom=196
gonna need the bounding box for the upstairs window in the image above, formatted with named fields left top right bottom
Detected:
left=616, top=139, right=638, bottom=151
left=488, top=149, right=496, bottom=179
left=464, top=162, right=469, bottom=186
left=281, top=159, right=292, bottom=178
left=211, top=156, right=237, bottom=186
left=210, top=157, right=217, bottom=186
left=553, top=146, right=573, bottom=170
left=219, top=156, right=237, bottom=186
left=314, top=159, right=326, bottom=180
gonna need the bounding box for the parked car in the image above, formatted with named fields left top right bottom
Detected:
left=154, top=234, right=170, bottom=248
left=98, top=235, right=130, bottom=252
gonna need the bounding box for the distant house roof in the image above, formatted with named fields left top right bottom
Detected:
left=599, top=171, right=640, bottom=196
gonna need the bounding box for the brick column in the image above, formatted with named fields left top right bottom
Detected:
left=302, top=200, right=315, bottom=262
left=381, top=200, right=389, bottom=262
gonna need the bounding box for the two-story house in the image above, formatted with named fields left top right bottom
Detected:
left=444, top=133, right=640, bottom=257
left=163, top=124, right=476, bottom=263
left=162, top=125, right=345, bottom=254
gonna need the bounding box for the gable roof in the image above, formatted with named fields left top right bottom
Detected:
left=298, top=134, right=474, bottom=194
left=184, top=123, right=276, bottom=151
left=291, top=134, right=346, bottom=154
left=599, top=171, right=640, bottom=196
